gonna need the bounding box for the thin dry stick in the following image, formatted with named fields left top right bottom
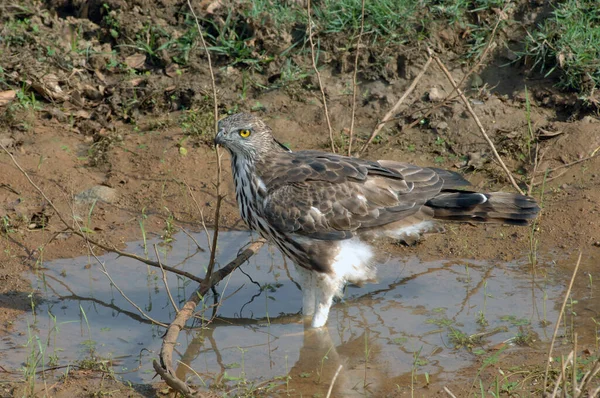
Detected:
left=325, top=364, right=343, bottom=398
left=535, top=152, right=600, bottom=175
left=184, top=180, right=213, bottom=251
left=186, top=0, right=223, bottom=286
left=347, top=0, right=365, bottom=156
left=572, top=332, right=577, bottom=398
left=402, top=10, right=505, bottom=136
left=528, top=143, right=540, bottom=196
left=85, top=238, right=168, bottom=328
left=431, top=51, right=525, bottom=195
left=359, top=56, right=433, bottom=155
left=533, top=169, right=567, bottom=187
left=0, top=142, right=204, bottom=283
left=443, top=386, right=458, bottom=398
left=174, top=224, right=205, bottom=252
left=550, top=351, right=573, bottom=397
left=306, top=0, right=335, bottom=153
left=578, top=356, right=600, bottom=394
left=543, top=252, right=582, bottom=393
left=152, top=239, right=266, bottom=397
left=154, top=244, right=179, bottom=314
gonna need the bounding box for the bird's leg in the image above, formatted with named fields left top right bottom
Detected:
left=311, top=273, right=340, bottom=328
left=295, top=265, right=316, bottom=316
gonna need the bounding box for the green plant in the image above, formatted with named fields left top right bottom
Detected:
left=313, top=0, right=420, bottom=45
left=476, top=281, right=490, bottom=327
left=521, top=0, right=600, bottom=100
left=120, top=24, right=173, bottom=66
left=102, top=4, right=121, bottom=39
left=179, top=106, right=214, bottom=143
left=317, top=345, right=334, bottom=384
left=139, top=207, right=148, bottom=258
left=411, top=346, right=427, bottom=396
left=202, top=9, right=273, bottom=70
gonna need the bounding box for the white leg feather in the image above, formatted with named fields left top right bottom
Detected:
left=311, top=273, right=343, bottom=328
left=295, top=265, right=316, bottom=316
left=292, top=237, right=375, bottom=328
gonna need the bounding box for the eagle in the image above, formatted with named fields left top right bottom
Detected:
left=215, top=113, right=539, bottom=328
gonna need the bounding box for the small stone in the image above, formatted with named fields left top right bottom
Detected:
left=503, top=48, right=518, bottom=61
left=428, top=87, right=445, bottom=102
left=74, top=186, right=118, bottom=205
left=582, top=116, right=598, bottom=123
left=467, top=151, right=487, bottom=169
left=471, top=74, right=484, bottom=89
left=0, top=135, right=15, bottom=148
left=435, top=121, right=449, bottom=131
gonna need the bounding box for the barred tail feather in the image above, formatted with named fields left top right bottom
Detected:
left=426, top=191, right=540, bottom=226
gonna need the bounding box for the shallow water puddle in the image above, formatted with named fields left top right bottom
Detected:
left=3, top=231, right=564, bottom=395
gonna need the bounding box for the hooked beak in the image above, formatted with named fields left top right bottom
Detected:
left=214, top=129, right=225, bottom=146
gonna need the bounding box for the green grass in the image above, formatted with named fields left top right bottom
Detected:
left=522, top=0, right=600, bottom=100
left=313, top=0, right=422, bottom=44
left=192, top=0, right=515, bottom=73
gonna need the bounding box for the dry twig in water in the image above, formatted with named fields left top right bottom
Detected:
left=326, top=364, right=343, bottom=398
left=543, top=252, right=582, bottom=393
left=443, top=386, right=458, bottom=398
left=430, top=50, right=525, bottom=195
left=306, top=0, right=335, bottom=153
left=152, top=239, right=266, bottom=396
left=154, top=244, right=179, bottom=314
left=359, top=56, right=433, bottom=155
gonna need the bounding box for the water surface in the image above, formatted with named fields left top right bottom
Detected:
left=3, top=231, right=564, bottom=396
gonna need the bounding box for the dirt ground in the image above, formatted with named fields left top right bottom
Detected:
left=1, top=1, right=599, bottom=396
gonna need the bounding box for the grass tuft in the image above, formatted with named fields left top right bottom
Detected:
left=522, top=0, right=600, bottom=101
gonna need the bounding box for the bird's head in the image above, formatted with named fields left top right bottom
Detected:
left=215, top=113, right=290, bottom=159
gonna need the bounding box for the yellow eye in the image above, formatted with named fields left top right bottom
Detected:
left=239, top=129, right=251, bottom=138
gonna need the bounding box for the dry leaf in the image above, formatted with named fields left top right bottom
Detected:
left=0, top=90, right=16, bottom=106
left=129, top=78, right=144, bottom=87
left=75, top=110, right=91, bottom=119
left=95, top=69, right=106, bottom=82
left=124, top=53, right=146, bottom=69
left=31, top=74, right=68, bottom=101
left=165, top=63, right=181, bottom=78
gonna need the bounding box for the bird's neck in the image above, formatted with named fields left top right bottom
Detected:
left=230, top=153, right=269, bottom=230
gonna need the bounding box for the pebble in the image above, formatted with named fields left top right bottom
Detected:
left=471, top=74, right=484, bottom=88
left=74, top=186, right=118, bottom=205
left=428, top=87, right=445, bottom=102
left=435, top=121, right=449, bottom=131
left=0, top=135, right=15, bottom=148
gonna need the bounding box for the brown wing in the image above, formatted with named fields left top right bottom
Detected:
left=259, top=151, right=463, bottom=240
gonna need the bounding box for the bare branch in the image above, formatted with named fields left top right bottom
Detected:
left=347, top=0, right=365, bottom=156
left=535, top=152, right=600, bottom=175
left=543, top=252, right=582, bottom=393
left=430, top=50, right=525, bottom=195
left=359, top=56, right=433, bottom=155
left=154, top=244, right=179, bottom=314
left=186, top=0, right=223, bottom=286
left=307, top=0, right=335, bottom=153
left=398, top=8, right=507, bottom=136
left=153, top=239, right=266, bottom=396
left=326, top=364, right=343, bottom=398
